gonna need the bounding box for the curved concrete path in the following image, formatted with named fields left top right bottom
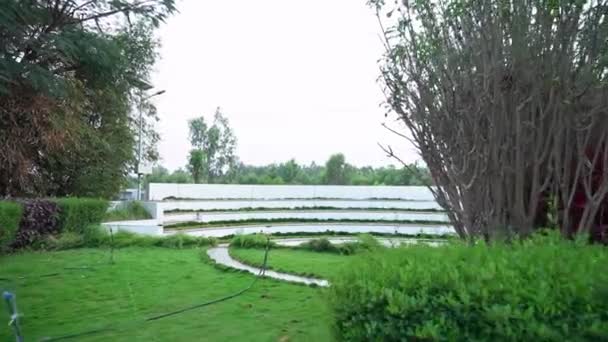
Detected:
left=207, top=244, right=329, bottom=287
left=206, top=237, right=443, bottom=287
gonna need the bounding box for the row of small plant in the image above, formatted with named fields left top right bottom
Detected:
left=329, top=231, right=608, bottom=341
left=165, top=218, right=447, bottom=230
left=165, top=206, right=444, bottom=214
left=40, top=227, right=217, bottom=251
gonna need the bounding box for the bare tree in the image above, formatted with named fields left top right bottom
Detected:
left=372, top=0, right=608, bottom=241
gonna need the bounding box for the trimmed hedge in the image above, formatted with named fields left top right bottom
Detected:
left=55, top=198, right=109, bottom=234
left=0, top=201, right=23, bottom=252
left=329, top=234, right=608, bottom=341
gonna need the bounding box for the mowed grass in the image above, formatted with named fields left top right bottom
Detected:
left=0, top=247, right=333, bottom=341
left=230, top=248, right=354, bottom=280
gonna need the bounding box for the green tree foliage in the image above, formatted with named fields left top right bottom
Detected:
left=143, top=166, right=192, bottom=185
left=187, top=149, right=207, bottom=183
left=277, top=159, right=301, bottom=183
left=188, top=107, right=238, bottom=183
left=0, top=0, right=175, bottom=198
left=153, top=154, right=431, bottom=186
left=323, top=153, right=349, bottom=185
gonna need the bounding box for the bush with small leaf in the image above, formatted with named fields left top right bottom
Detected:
left=329, top=234, right=608, bottom=341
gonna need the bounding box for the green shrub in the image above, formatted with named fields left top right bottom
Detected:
left=159, top=233, right=217, bottom=248
left=230, top=234, right=274, bottom=248
left=355, top=233, right=382, bottom=251
left=0, top=201, right=22, bottom=252
left=329, top=235, right=608, bottom=341
left=44, top=232, right=86, bottom=250
left=104, top=201, right=152, bottom=222
left=297, top=235, right=382, bottom=255
left=299, top=238, right=340, bottom=253
left=55, top=198, right=109, bottom=234
left=335, top=242, right=358, bottom=255
left=82, top=224, right=111, bottom=246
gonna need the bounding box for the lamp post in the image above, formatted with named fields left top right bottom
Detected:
left=137, top=89, right=166, bottom=201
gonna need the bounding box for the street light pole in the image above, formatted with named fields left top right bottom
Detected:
left=137, top=89, right=165, bottom=201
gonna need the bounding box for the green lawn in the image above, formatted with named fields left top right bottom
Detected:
left=0, top=247, right=333, bottom=341
left=230, top=248, right=354, bottom=280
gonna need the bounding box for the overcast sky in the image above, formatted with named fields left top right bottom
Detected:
left=150, top=0, right=419, bottom=171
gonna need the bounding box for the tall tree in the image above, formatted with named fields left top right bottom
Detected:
left=188, top=107, right=238, bottom=183
left=187, top=149, right=207, bottom=184
left=0, top=0, right=175, bottom=198
left=278, top=159, right=301, bottom=184
left=323, top=153, right=349, bottom=185
left=372, top=0, right=608, bottom=240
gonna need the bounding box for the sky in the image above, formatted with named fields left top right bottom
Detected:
left=150, top=0, right=419, bottom=171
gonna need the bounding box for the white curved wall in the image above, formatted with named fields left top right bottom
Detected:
left=160, top=199, right=441, bottom=212
left=167, top=223, right=454, bottom=238
left=164, top=210, right=449, bottom=225
left=149, top=183, right=435, bottom=201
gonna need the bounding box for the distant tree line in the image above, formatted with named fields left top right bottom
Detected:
left=138, top=107, right=431, bottom=187
left=143, top=154, right=431, bottom=186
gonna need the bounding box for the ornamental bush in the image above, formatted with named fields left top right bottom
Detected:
left=11, top=199, right=60, bottom=250
left=299, top=238, right=339, bottom=253
left=329, top=234, right=608, bottom=341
